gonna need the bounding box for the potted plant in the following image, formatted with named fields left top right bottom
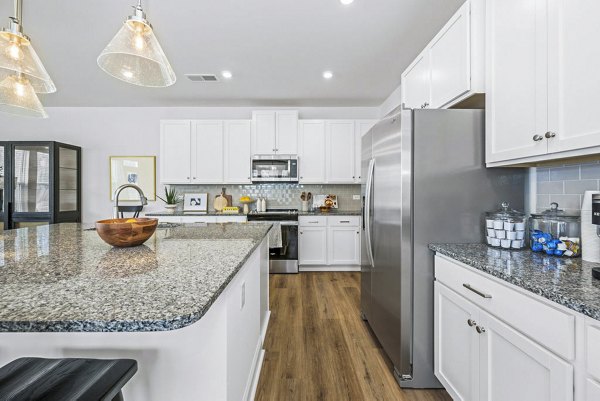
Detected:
left=157, top=187, right=180, bottom=213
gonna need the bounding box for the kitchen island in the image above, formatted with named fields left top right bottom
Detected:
left=0, top=223, right=271, bottom=401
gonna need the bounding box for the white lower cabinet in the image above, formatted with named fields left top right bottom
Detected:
left=152, top=215, right=247, bottom=224
left=435, top=256, right=579, bottom=401
left=299, top=216, right=360, bottom=270
left=298, top=226, right=327, bottom=265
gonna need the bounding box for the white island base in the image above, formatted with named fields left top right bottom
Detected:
left=0, top=240, right=270, bottom=401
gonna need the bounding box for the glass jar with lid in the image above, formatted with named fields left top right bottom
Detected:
left=485, top=202, right=527, bottom=249
left=529, top=202, right=581, bottom=257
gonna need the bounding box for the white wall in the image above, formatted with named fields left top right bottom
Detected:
left=379, top=83, right=402, bottom=117
left=0, top=106, right=378, bottom=222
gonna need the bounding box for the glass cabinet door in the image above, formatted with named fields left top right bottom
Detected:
left=58, top=146, right=78, bottom=212
left=13, top=145, right=50, bottom=213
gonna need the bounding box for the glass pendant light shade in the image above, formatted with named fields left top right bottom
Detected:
left=0, top=30, right=56, bottom=94
left=0, top=74, right=48, bottom=118
left=97, top=5, right=176, bottom=88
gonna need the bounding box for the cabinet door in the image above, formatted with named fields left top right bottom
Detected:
left=546, top=0, right=600, bottom=154
left=224, top=120, right=252, bottom=184
left=354, top=120, right=376, bottom=183
left=327, top=226, right=360, bottom=265
left=326, top=120, right=355, bottom=183
left=434, top=282, right=479, bottom=401
left=430, top=1, right=471, bottom=108
left=586, top=379, right=600, bottom=401
left=402, top=51, right=431, bottom=109
left=252, top=111, right=277, bottom=155
left=486, top=0, right=549, bottom=163
left=298, top=120, right=326, bottom=183
left=192, top=120, right=224, bottom=183
left=298, top=227, right=327, bottom=265
left=227, top=252, right=261, bottom=401
left=160, top=120, right=192, bottom=184
left=479, top=311, right=573, bottom=401
left=275, top=111, right=298, bottom=154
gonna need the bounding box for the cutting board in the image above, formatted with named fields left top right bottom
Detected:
left=221, top=188, right=233, bottom=207
left=214, top=195, right=228, bottom=212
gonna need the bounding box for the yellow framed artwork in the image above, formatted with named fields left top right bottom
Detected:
left=109, top=156, right=156, bottom=201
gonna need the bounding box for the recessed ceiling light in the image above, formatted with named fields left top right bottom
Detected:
left=323, top=71, right=333, bottom=79
left=340, top=0, right=354, bottom=5
left=221, top=71, right=233, bottom=79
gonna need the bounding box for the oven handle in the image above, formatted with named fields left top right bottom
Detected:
left=279, top=221, right=299, bottom=226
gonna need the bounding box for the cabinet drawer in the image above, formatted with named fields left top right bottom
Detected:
left=299, top=216, right=327, bottom=227
left=435, top=255, right=575, bottom=361
left=180, top=216, right=218, bottom=223
left=586, top=323, right=600, bottom=381
left=327, top=216, right=360, bottom=227
left=155, top=216, right=182, bottom=223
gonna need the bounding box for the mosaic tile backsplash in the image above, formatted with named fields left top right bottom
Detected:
left=164, top=184, right=361, bottom=211
left=536, top=160, right=600, bottom=214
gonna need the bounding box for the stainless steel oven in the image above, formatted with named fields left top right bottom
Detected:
left=251, top=155, right=298, bottom=182
left=247, top=209, right=298, bottom=273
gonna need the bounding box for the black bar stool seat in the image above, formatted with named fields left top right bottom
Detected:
left=0, top=357, right=137, bottom=401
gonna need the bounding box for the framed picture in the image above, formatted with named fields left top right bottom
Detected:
left=110, top=156, right=156, bottom=201
left=183, top=193, right=208, bottom=212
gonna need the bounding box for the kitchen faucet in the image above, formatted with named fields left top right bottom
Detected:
left=113, top=184, right=148, bottom=219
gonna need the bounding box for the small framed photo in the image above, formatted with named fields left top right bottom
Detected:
left=183, top=193, right=208, bottom=212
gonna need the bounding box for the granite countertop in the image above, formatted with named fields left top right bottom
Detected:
left=145, top=210, right=244, bottom=217
left=430, top=243, right=600, bottom=321
left=0, top=223, right=271, bottom=333
left=298, top=209, right=361, bottom=216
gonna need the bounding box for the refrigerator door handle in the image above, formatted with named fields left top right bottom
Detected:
left=364, top=158, right=375, bottom=267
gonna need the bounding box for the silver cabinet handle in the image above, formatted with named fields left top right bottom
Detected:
left=463, top=283, right=492, bottom=299
left=532, top=134, right=544, bottom=142
left=476, top=326, right=486, bottom=334
left=340, top=220, right=350, bottom=223
left=467, top=319, right=477, bottom=327
left=545, top=131, right=557, bottom=139
left=308, top=221, right=319, bottom=224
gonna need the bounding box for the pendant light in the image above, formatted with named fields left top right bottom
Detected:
left=0, top=0, right=54, bottom=118
left=97, top=1, right=176, bottom=87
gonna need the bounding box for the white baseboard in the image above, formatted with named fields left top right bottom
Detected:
left=247, top=347, right=265, bottom=401
left=260, top=310, right=271, bottom=346
left=299, top=265, right=360, bottom=272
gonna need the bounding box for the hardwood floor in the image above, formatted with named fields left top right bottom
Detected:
left=255, top=272, right=452, bottom=401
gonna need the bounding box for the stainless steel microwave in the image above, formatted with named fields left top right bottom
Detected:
left=251, top=155, right=299, bottom=182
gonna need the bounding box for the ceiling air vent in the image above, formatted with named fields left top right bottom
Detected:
left=186, top=74, right=219, bottom=82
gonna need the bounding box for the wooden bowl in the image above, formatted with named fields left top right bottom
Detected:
left=95, top=218, right=158, bottom=247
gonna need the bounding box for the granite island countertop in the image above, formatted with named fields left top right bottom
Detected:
left=430, top=243, right=600, bottom=321
left=298, top=209, right=361, bottom=216
left=0, top=223, right=271, bottom=333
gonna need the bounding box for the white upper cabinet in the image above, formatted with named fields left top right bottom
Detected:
left=430, top=1, right=471, bottom=108
left=251, top=111, right=277, bottom=154
left=402, top=0, right=485, bottom=110
left=160, top=120, right=192, bottom=184
left=251, top=110, right=298, bottom=155
left=192, top=121, right=224, bottom=184
left=326, top=120, right=356, bottom=183
left=224, top=120, right=252, bottom=184
left=486, top=0, right=600, bottom=166
left=402, top=51, right=432, bottom=110
left=298, top=120, right=326, bottom=184
left=354, top=120, right=377, bottom=183
left=276, top=111, right=299, bottom=154
left=546, top=1, right=600, bottom=154
left=486, top=0, right=549, bottom=164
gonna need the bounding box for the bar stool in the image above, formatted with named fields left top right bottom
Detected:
left=0, top=357, right=137, bottom=401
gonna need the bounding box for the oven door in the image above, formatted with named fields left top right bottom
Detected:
left=270, top=221, right=299, bottom=274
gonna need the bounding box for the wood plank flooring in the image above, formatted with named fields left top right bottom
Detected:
left=255, top=272, right=452, bottom=401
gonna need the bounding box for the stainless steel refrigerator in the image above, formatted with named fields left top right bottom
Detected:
left=360, top=108, right=525, bottom=388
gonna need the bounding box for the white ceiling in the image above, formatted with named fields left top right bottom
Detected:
left=1, top=0, right=464, bottom=107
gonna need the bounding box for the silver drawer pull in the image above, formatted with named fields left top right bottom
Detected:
left=340, top=220, right=350, bottom=223
left=463, top=283, right=492, bottom=299
left=308, top=221, right=319, bottom=224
